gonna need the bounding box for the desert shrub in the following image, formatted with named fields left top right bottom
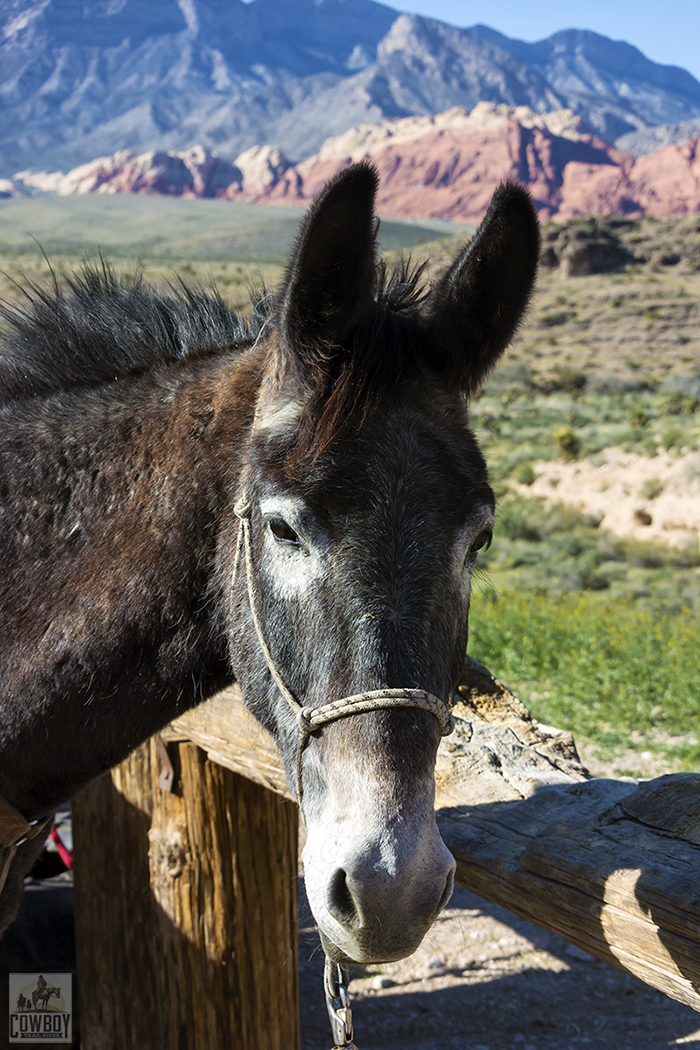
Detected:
left=628, top=406, right=650, bottom=428
left=566, top=407, right=589, bottom=428
left=483, top=361, right=532, bottom=394
left=498, top=506, right=542, bottom=542
left=662, top=392, right=700, bottom=416
left=479, top=412, right=501, bottom=434
left=498, top=497, right=593, bottom=538
left=551, top=367, right=587, bottom=393
left=512, top=462, right=536, bottom=486
left=554, top=426, right=581, bottom=460
left=539, top=501, right=595, bottom=535
left=638, top=477, right=664, bottom=499
left=662, top=427, right=687, bottom=451
left=597, top=532, right=700, bottom=570
left=624, top=538, right=666, bottom=567
left=541, top=310, right=574, bottom=327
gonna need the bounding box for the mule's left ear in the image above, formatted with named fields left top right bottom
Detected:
left=426, top=181, right=540, bottom=396
left=276, top=162, right=378, bottom=368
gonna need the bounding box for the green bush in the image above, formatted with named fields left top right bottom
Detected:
left=541, top=310, right=574, bottom=327
left=554, top=426, right=581, bottom=460
left=639, top=477, right=664, bottom=500
left=662, top=427, right=687, bottom=451
left=498, top=507, right=542, bottom=542
left=628, top=406, right=650, bottom=428
left=512, top=462, right=536, bottom=486
left=662, top=392, right=700, bottom=416
left=551, top=367, right=587, bottom=393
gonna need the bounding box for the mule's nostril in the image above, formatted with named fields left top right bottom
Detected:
left=437, top=866, right=455, bottom=915
left=328, top=868, right=358, bottom=926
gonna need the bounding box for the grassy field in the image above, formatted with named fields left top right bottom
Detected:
left=469, top=589, right=700, bottom=772
left=0, top=195, right=697, bottom=776
left=0, top=192, right=456, bottom=259
left=0, top=193, right=454, bottom=314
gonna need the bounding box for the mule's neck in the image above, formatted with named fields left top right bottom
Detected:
left=0, top=344, right=264, bottom=819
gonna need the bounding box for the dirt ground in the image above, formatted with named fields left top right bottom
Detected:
left=517, top=449, right=700, bottom=551
left=298, top=880, right=700, bottom=1050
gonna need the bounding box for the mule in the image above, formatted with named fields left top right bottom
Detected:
left=0, top=163, right=539, bottom=965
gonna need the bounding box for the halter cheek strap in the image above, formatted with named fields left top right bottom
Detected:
left=232, top=496, right=454, bottom=802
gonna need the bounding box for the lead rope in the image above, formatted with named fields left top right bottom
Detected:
left=232, top=495, right=455, bottom=1050
left=324, top=958, right=357, bottom=1050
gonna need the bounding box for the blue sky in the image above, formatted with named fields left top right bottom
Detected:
left=382, top=1, right=700, bottom=82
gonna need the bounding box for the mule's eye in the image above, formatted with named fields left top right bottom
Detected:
left=469, top=529, right=492, bottom=555
left=268, top=518, right=299, bottom=545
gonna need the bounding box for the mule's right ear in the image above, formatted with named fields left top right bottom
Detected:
left=425, top=181, right=540, bottom=396
left=276, top=163, right=378, bottom=372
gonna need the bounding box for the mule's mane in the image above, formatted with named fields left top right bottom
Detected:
left=287, top=256, right=432, bottom=466
left=0, top=261, right=267, bottom=403
left=0, top=257, right=427, bottom=410
left=374, top=256, right=429, bottom=315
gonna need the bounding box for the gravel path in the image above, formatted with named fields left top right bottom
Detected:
left=299, top=882, right=700, bottom=1050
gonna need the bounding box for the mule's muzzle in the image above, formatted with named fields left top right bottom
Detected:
left=320, top=859, right=456, bottom=964
left=303, top=809, right=456, bottom=964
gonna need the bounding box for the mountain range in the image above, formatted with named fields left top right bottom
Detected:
left=2, top=0, right=700, bottom=177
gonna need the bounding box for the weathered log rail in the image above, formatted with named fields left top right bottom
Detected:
left=163, top=658, right=700, bottom=1013
left=440, top=662, right=700, bottom=1012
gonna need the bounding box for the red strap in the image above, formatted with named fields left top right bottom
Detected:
left=50, top=824, right=73, bottom=871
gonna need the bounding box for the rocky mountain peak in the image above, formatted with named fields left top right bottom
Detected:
left=0, top=0, right=699, bottom=176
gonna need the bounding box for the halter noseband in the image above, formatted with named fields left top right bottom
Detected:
left=232, top=496, right=454, bottom=802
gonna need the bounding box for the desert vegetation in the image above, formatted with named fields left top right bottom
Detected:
left=1, top=195, right=697, bottom=777
left=463, top=217, right=700, bottom=776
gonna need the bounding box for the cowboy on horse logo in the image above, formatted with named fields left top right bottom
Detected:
left=9, top=972, right=72, bottom=1042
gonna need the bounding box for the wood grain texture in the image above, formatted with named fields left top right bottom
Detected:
left=166, top=692, right=292, bottom=800
left=167, top=658, right=700, bottom=1012
left=73, top=744, right=160, bottom=1046
left=73, top=739, right=299, bottom=1050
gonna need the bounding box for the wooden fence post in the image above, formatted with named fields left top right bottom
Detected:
left=72, top=738, right=299, bottom=1050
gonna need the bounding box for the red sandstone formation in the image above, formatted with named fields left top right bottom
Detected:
left=12, top=105, right=700, bottom=222
left=18, top=147, right=243, bottom=199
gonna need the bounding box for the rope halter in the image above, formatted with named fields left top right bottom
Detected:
left=232, top=496, right=454, bottom=802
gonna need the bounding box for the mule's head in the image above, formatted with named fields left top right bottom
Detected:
left=228, top=164, right=539, bottom=964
